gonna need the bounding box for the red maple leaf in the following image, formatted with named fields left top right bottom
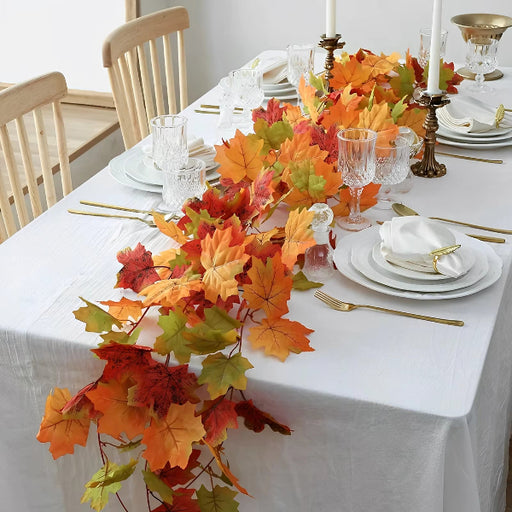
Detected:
left=116, top=243, right=160, bottom=293
left=235, top=399, right=291, bottom=435
left=92, top=343, right=156, bottom=382
left=158, top=448, right=201, bottom=487
left=61, top=382, right=97, bottom=417
left=310, top=124, right=338, bottom=164
left=200, top=396, right=239, bottom=446
left=151, top=488, right=200, bottom=512
left=130, top=364, right=200, bottom=418
left=252, top=98, right=285, bottom=125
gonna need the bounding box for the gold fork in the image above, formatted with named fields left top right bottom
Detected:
left=314, top=290, right=464, bottom=326
left=68, top=209, right=158, bottom=226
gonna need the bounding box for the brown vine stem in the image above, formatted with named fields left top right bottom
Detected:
left=184, top=457, right=215, bottom=489
left=127, top=305, right=151, bottom=335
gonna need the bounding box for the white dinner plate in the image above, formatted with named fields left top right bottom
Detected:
left=262, top=81, right=293, bottom=92
left=371, top=243, right=475, bottom=281
left=264, top=91, right=298, bottom=101
left=437, top=136, right=512, bottom=150
left=351, top=243, right=487, bottom=293
left=438, top=126, right=512, bottom=143
left=333, top=226, right=502, bottom=300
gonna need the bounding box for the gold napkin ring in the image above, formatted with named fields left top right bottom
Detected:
left=430, top=244, right=461, bottom=274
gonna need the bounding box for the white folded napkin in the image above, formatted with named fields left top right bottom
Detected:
left=379, top=217, right=466, bottom=278
left=438, top=95, right=512, bottom=134
left=252, top=56, right=287, bottom=84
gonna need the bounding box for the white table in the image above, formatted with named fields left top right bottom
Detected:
left=2, top=56, right=512, bottom=512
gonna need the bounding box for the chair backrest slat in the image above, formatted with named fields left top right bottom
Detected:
left=0, top=72, right=72, bottom=241
left=103, top=6, right=190, bottom=149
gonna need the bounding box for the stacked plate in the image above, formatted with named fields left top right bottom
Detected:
left=109, top=143, right=220, bottom=194
left=333, top=226, right=502, bottom=300
left=437, top=125, right=512, bottom=150
left=263, top=80, right=298, bottom=103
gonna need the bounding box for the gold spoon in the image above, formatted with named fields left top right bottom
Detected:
left=391, top=203, right=511, bottom=238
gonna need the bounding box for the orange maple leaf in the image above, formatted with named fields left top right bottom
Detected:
left=330, top=56, right=372, bottom=90
left=86, top=380, right=149, bottom=440
left=298, top=76, right=320, bottom=123
left=200, top=226, right=250, bottom=303
left=278, top=131, right=328, bottom=168
left=205, top=442, right=251, bottom=496
left=320, top=87, right=363, bottom=131
left=152, top=248, right=182, bottom=280
left=214, top=130, right=265, bottom=183
left=36, top=388, right=91, bottom=459
left=242, top=254, right=293, bottom=319
left=397, top=108, right=427, bottom=138
left=281, top=208, right=316, bottom=270
left=142, top=402, right=205, bottom=471
left=100, top=297, right=144, bottom=322
left=140, top=276, right=202, bottom=308
left=283, top=103, right=306, bottom=127
left=247, top=317, right=314, bottom=362
left=332, top=182, right=381, bottom=217
left=357, top=101, right=395, bottom=133
left=361, top=51, right=400, bottom=79
left=152, top=212, right=188, bottom=245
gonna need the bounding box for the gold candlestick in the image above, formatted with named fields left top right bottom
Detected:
left=318, top=34, right=345, bottom=91
left=411, top=91, right=450, bottom=178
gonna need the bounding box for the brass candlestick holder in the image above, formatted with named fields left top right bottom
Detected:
left=411, top=91, right=450, bottom=178
left=318, top=34, right=345, bottom=91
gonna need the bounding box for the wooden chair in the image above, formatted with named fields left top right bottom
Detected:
left=102, top=6, right=190, bottom=149
left=0, top=72, right=72, bottom=241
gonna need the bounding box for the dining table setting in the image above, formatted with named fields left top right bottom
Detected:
left=2, top=2, right=512, bottom=512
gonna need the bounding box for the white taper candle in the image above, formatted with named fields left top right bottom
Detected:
left=426, top=0, right=442, bottom=94
left=326, top=0, right=336, bottom=38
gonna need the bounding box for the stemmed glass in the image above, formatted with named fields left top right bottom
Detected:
left=372, top=136, right=411, bottom=209
left=229, top=68, right=264, bottom=127
left=418, top=27, right=448, bottom=68
left=337, top=128, right=377, bottom=231
left=465, top=37, right=499, bottom=92
left=287, top=43, right=315, bottom=107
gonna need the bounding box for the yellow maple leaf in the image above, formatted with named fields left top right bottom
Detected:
left=140, top=276, right=202, bottom=307
left=200, top=226, right=250, bottom=302
left=397, top=108, right=427, bottom=138
left=151, top=212, right=188, bottom=245
left=152, top=248, right=181, bottom=280
left=361, top=52, right=400, bottom=79
left=214, top=130, right=265, bottom=183
left=100, top=297, right=144, bottom=322
left=142, top=402, right=205, bottom=471
left=281, top=208, right=316, bottom=270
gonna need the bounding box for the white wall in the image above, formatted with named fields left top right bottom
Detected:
left=142, top=0, right=512, bottom=103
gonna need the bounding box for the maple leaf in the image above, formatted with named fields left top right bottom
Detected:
left=36, top=388, right=91, bottom=459
left=92, top=343, right=155, bottom=382
left=252, top=97, right=285, bottom=124
left=86, top=379, right=149, bottom=440
left=299, top=76, right=321, bottom=123
left=140, top=275, right=203, bottom=308
left=281, top=207, right=316, bottom=270
left=200, top=396, right=239, bottom=446
left=73, top=297, right=122, bottom=333
left=142, top=402, right=206, bottom=471
left=143, top=470, right=175, bottom=505
left=278, top=131, right=328, bottom=168
left=130, top=363, right=199, bottom=418
left=99, top=297, right=144, bottom=323
left=81, top=459, right=137, bottom=512
left=253, top=118, right=294, bottom=154
left=247, top=317, right=314, bottom=361
left=116, top=243, right=160, bottom=293
left=396, top=107, right=426, bottom=138
left=235, top=399, right=292, bottom=435
left=151, top=487, right=200, bottom=512
left=214, top=130, right=265, bottom=183
left=159, top=448, right=201, bottom=487
left=357, top=101, right=396, bottom=133
left=361, top=51, right=400, bottom=79
left=250, top=169, right=275, bottom=212
left=331, top=55, right=372, bottom=90
left=242, top=254, right=292, bottom=319
left=200, top=227, right=250, bottom=303
left=292, top=271, right=323, bottom=290
left=154, top=308, right=193, bottom=363
left=152, top=212, right=188, bottom=245
left=196, top=485, right=240, bottom=512
left=205, top=443, right=250, bottom=496
left=198, top=352, right=253, bottom=399
left=183, top=320, right=238, bottom=356
left=332, top=182, right=381, bottom=217
left=320, top=86, right=363, bottom=130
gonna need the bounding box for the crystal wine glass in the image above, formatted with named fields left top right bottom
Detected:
left=465, top=37, right=499, bottom=93
left=287, top=43, right=315, bottom=107
left=229, top=68, right=264, bottom=127
left=418, top=27, right=448, bottom=68
left=337, top=128, right=377, bottom=231
left=372, top=136, right=411, bottom=209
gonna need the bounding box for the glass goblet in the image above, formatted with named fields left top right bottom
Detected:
left=229, top=68, right=264, bottom=128
left=419, top=27, right=448, bottom=68
left=151, top=114, right=188, bottom=172
left=465, top=37, right=499, bottom=93
left=287, top=43, right=315, bottom=107
left=337, top=128, right=377, bottom=231
left=372, top=136, right=411, bottom=209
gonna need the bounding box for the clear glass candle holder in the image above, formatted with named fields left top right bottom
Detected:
left=161, top=157, right=206, bottom=214
left=151, top=114, right=188, bottom=172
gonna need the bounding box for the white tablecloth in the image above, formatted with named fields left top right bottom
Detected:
left=2, top=54, right=512, bottom=511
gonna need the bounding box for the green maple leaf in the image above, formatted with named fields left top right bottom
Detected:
left=289, top=161, right=326, bottom=198
left=292, top=271, right=323, bottom=290
left=389, top=64, right=415, bottom=99
left=438, top=61, right=457, bottom=91
left=184, top=323, right=238, bottom=356
left=142, top=470, right=174, bottom=505
left=390, top=95, right=408, bottom=123
left=99, top=328, right=140, bottom=347
left=183, top=208, right=217, bottom=238
left=155, top=309, right=192, bottom=363
left=309, top=71, right=328, bottom=94
left=198, top=353, right=253, bottom=399
left=196, top=485, right=239, bottom=512
left=204, top=306, right=241, bottom=331
left=253, top=118, right=293, bottom=153
left=73, top=297, right=122, bottom=333
left=81, top=459, right=137, bottom=512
